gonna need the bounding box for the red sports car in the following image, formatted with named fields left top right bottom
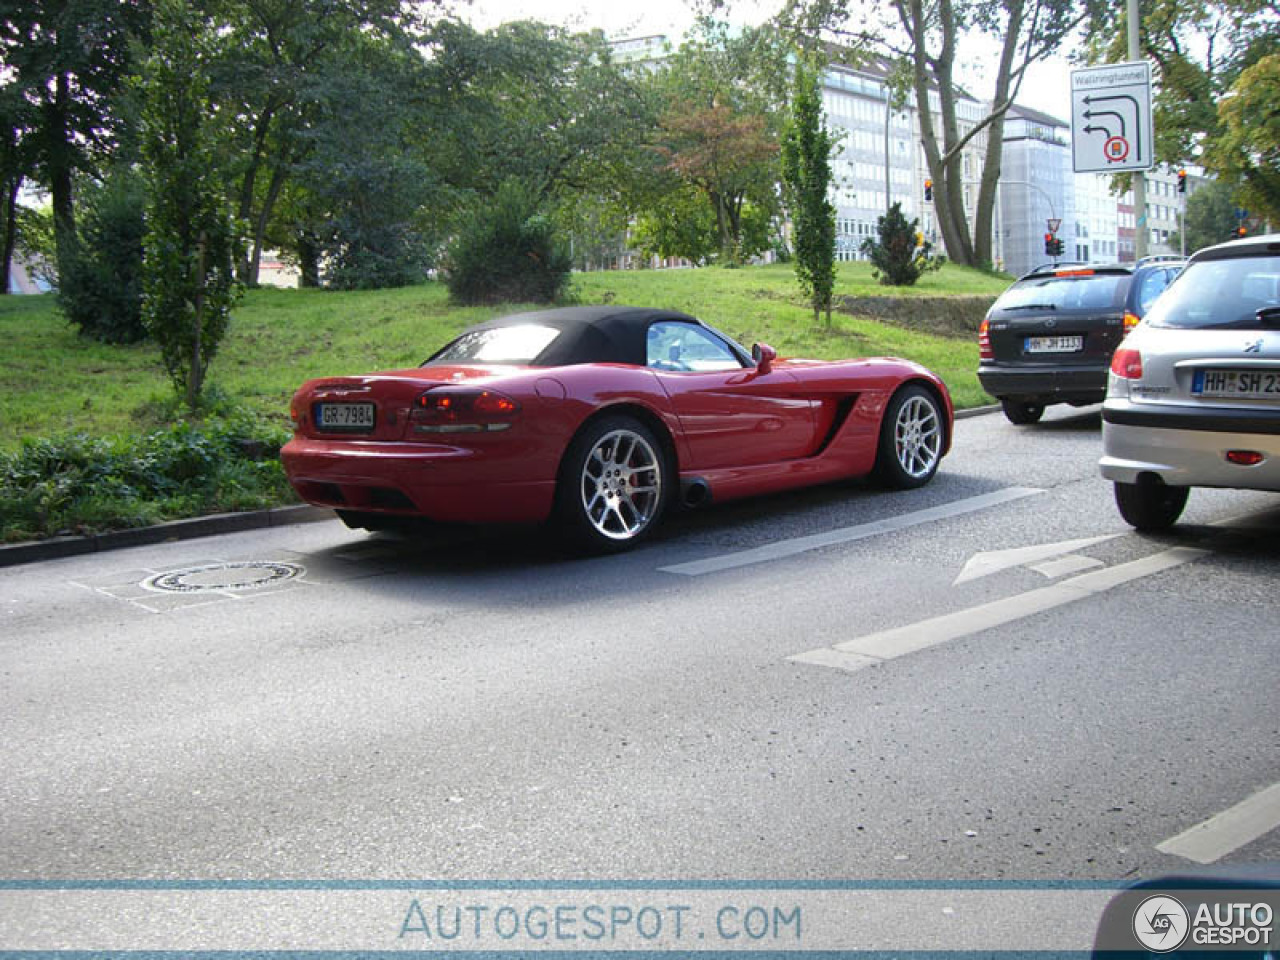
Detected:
left=281, top=306, right=954, bottom=550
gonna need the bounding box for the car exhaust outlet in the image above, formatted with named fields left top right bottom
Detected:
left=681, top=477, right=712, bottom=509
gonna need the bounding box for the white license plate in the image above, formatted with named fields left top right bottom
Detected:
left=1193, top=369, right=1280, bottom=399
left=317, top=402, right=375, bottom=430
left=1025, top=335, right=1084, bottom=354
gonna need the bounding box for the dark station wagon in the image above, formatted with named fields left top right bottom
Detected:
left=978, top=256, right=1185, bottom=424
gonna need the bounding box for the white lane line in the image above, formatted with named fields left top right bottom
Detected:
left=1029, top=554, right=1105, bottom=579
left=788, top=546, right=1208, bottom=671
left=1157, top=783, right=1280, bottom=864
left=660, top=486, right=1045, bottom=577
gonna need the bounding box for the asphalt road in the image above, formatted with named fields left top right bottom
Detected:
left=3, top=406, right=1278, bottom=884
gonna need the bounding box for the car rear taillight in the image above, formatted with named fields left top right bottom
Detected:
left=1110, top=348, right=1143, bottom=379
left=409, top=388, right=521, bottom=433
left=1123, top=311, right=1141, bottom=334
left=978, top=318, right=992, bottom=360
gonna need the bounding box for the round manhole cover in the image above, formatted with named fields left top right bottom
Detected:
left=141, top=561, right=305, bottom=594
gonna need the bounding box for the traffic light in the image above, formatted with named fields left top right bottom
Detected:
left=924, top=179, right=933, bottom=202
left=1237, top=225, right=1248, bottom=238
left=1177, top=169, right=1187, bottom=193
left=1053, top=237, right=1066, bottom=256
left=1044, top=232, right=1055, bottom=255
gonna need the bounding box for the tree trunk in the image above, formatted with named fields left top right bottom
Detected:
left=973, top=0, right=1025, bottom=267
left=189, top=233, right=207, bottom=411
left=1, top=175, right=19, bottom=294
left=46, top=73, right=77, bottom=272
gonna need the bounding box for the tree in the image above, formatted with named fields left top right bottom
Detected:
left=658, top=103, right=780, bottom=263
left=1084, top=0, right=1278, bottom=220
left=1207, top=55, right=1280, bottom=226
left=637, top=19, right=789, bottom=264
left=294, top=32, right=436, bottom=289
left=782, top=58, right=837, bottom=323
left=0, top=0, right=149, bottom=267
left=140, top=0, right=242, bottom=410
left=1171, top=179, right=1246, bottom=253
left=783, top=0, right=1085, bottom=268
left=861, top=201, right=943, bottom=285
left=208, top=0, right=421, bottom=285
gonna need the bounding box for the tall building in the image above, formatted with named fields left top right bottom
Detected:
left=998, top=105, right=1075, bottom=277
left=821, top=60, right=989, bottom=262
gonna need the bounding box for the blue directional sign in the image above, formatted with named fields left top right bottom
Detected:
left=1070, top=62, right=1154, bottom=173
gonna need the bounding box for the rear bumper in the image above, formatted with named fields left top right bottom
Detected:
left=281, top=436, right=557, bottom=525
left=1099, top=402, right=1280, bottom=490
left=978, top=363, right=1107, bottom=405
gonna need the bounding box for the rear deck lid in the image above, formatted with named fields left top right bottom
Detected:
left=986, top=268, right=1131, bottom=366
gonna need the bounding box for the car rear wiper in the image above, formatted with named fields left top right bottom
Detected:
left=1011, top=303, right=1058, bottom=311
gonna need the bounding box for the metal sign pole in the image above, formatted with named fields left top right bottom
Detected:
left=1128, top=0, right=1147, bottom=260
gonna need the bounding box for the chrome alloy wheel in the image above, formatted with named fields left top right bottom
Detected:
left=579, top=428, right=663, bottom=541
left=893, top=394, right=942, bottom=479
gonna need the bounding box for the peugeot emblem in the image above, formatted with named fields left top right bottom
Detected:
left=1045, top=318, right=1057, bottom=329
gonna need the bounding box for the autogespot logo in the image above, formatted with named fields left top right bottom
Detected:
left=1133, top=895, right=1191, bottom=952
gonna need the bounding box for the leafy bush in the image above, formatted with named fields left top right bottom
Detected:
left=861, top=202, right=945, bottom=287
left=444, top=180, right=572, bottom=305
left=57, top=167, right=147, bottom=343
left=0, top=411, right=294, bottom=543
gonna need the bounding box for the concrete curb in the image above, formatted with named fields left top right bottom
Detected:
left=0, top=504, right=334, bottom=569
left=1, top=406, right=1000, bottom=570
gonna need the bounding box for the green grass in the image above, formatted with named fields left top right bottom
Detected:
left=0, top=260, right=1003, bottom=450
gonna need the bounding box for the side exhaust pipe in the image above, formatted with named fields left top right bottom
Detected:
left=680, top=477, right=712, bottom=509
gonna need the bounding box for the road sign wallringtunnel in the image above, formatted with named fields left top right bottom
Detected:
left=1070, top=61, right=1154, bottom=174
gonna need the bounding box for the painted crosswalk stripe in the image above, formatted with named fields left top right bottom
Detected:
left=660, top=486, right=1044, bottom=577
left=1156, top=783, right=1280, bottom=864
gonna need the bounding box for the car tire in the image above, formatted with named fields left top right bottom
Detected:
left=556, top=415, right=670, bottom=552
left=1113, top=480, right=1189, bottom=531
left=873, top=384, right=945, bottom=489
left=1001, top=399, right=1045, bottom=425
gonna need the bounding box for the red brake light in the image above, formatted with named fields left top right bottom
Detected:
left=978, top=318, right=992, bottom=360
left=1054, top=269, right=1095, bottom=277
left=1110, top=348, right=1143, bottom=379
left=410, top=388, right=521, bottom=433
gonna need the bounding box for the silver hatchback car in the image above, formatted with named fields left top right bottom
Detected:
left=1100, top=234, right=1280, bottom=529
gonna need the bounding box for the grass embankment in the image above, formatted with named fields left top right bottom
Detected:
left=1, top=261, right=1005, bottom=541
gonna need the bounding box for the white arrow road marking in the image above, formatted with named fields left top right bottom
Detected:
left=953, top=534, right=1121, bottom=585
left=660, top=487, right=1044, bottom=577
left=790, top=546, right=1209, bottom=673
left=1157, top=783, right=1280, bottom=864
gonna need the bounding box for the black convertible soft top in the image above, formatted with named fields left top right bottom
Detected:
left=426, top=306, right=732, bottom=368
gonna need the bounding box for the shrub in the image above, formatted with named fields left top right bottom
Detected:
left=444, top=181, right=572, bottom=306
left=861, top=202, right=945, bottom=287
left=0, top=411, right=294, bottom=543
left=57, top=167, right=147, bottom=343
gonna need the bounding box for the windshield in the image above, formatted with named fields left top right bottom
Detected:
left=995, top=273, right=1128, bottom=311
left=1146, top=255, right=1280, bottom=329
left=425, top=324, right=561, bottom=365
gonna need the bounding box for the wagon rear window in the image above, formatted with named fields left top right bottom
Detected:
left=427, top=325, right=561, bottom=365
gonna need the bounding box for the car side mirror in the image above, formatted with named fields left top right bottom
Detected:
left=752, top=342, right=776, bottom=374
